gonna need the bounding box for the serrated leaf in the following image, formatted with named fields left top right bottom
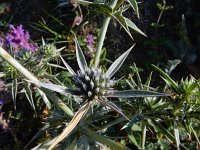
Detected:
left=38, top=82, right=78, bottom=96
left=75, top=38, right=88, bottom=73
left=59, top=53, right=76, bottom=75
left=106, top=45, right=134, bottom=78
left=12, top=78, right=17, bottom=110
left=48, top=102, right=91, bottom=150
left=125, top=18, right=146, bottom=37
left=107, top=90, right=170, bottom=98
left=112, top=10, right=133, bottom=39
left=97, top=98, right=129, bottom=120
left=127, top=0, right=140, bottom=19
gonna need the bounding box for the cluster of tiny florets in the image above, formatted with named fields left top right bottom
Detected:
left=72, top=68, right=114, bottom=100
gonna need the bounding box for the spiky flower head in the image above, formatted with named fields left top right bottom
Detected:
left=72, top=67, right=114, bottom=100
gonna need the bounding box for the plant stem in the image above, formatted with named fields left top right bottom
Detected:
left=94, top=0, right=118, bottom=67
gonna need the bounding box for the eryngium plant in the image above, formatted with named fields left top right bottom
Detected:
left=36, top=39, right=169, bottom=149
left=0, top=1, right=169, bottom=149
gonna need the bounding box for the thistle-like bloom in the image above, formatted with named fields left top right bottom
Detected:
left=37, top=39, right=169, bottom=150
left=5, top=24, right=38, bottom=52
left=86, top=34, right=94, bottom=47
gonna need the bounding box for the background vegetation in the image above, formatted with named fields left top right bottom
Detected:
left=0, top=0, right=200, bottom=149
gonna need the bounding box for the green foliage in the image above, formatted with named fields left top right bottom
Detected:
left=0, top=0, right=200, bottom=149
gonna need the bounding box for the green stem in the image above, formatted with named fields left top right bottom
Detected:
left=94, top=0, right=118, bottom=67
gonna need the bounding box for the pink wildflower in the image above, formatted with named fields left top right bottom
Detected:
left=74, top=16, right=83, bottom=26
left=6, top=24, right=38, bottom=52
left=86, top=34, right=94, bottom=47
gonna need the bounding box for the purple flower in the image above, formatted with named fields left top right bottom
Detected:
left=5, top=24, right=38, bottom=52
left=0, top=100, right=3, bottom=105
left=86, top=34, right=94, bottom=47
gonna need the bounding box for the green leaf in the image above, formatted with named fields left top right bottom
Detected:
left=152, top=65, right=179, bottom=92
left=48, top=102, right=91, bottom=150
left=77, top=0, right=112, bottom=16
left=150, top=119, right=175, bottom=142
left=112, top=10, right=133, bottom=39
left=47, top=63, right=67, bottom=70
left=125, top=18, right=146, bottom=37
left=142, top=124, right=146, bottom=150
left=127, top=0, right=140, bottom=19
left=24, top=83, right=36, bottom=114
left=75, top=38, right=88, bottom=73
left=165, top=59, right=181, bottom=74
left=38, top=82, right=78, bottom=96
left=12, top=78, right=17, bottom=110
left=83, top=127, right=128, bottom=150
left=106, top=45, right=134, bottom=78
left=122, top=114, right=144, bottom=130
left=37, top=88, right=51, bottom=109
left=41, top=88, right=74, bottom=117
left=156, top=3, right=164, bottom=11
left=97, top=98, right=129, bottom=120
left=174, top=128, right=180, bottom=150
left=107, top=90, right=170, bottom=98
left=144, top=71, right=153, bottom=90
left=31, top=136, right=58, bottom=150
left=58, top=53, right=76, bottom=75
